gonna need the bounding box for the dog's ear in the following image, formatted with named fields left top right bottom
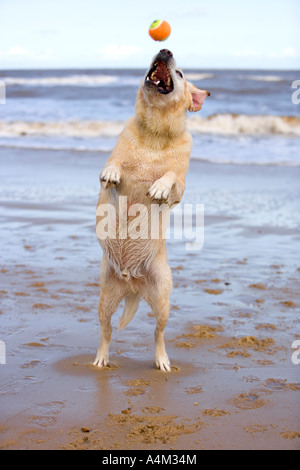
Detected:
left=188, top=82, right=210, bottom=112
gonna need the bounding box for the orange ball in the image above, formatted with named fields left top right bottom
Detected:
left=149, top=20, right=171, bottom=41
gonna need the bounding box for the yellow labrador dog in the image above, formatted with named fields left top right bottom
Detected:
left=94, top=49, right=209, bottom=371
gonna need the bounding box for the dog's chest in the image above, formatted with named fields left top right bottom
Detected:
left=121, top=158, right=169, bottom=184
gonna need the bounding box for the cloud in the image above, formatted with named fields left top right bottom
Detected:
left=234, top=47, right=299, bottom=59
left=97, top=44, right=142, bottom=60
left=0, top=45, right=55, bottom=62
left=37, top=49, right=54, bottom=60
left=234, top=49, right=261, bottom=58
left=283, top=47, right=298, bottom=58
left=0, top=46, right=34, bottom=57
left=170, top=7, right=207, bottom=18
left=38, top=29, right=60, bottom=36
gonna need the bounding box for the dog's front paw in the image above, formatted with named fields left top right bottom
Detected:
left=147, top=178, right=172, bottom=202
left=100, top=165, right=121, bottom=188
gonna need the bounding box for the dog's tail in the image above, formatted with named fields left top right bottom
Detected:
left=118, top=293, right=140, bottom=330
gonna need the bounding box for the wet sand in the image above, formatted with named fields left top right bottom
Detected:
left=0, top=148, right=300, bottom=450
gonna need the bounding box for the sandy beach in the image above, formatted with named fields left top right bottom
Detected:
left=0, top=147, right=299, bottom=450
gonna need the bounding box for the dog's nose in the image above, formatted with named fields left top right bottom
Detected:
left=159, top=49, right=173, bottom=58
left=155, top=49, right=173, bottom=65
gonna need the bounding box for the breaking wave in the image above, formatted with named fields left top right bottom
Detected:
left=187, top=114, right=300, bottom=137
left=245, top=75, right=284, bottom=82
left=184, top=73, right=214, bottom=81
left=3, top=73, right=214, bottom=87
left=3, top=75, right=120, bottom=86
left=1, top=114, right=300, bottom=138
left=3, top=73, right=285, bottom=85
left=0, top=120, right=124, bottom=137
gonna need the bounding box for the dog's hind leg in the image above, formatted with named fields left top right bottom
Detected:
left=153, top=296, right=171, bottom=372
left=93, top=258, right=126, bottom=368
left=142, top=255, right=172, bottom=372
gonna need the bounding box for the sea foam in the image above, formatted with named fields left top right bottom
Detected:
left=1, top=114, right=299, bottom=138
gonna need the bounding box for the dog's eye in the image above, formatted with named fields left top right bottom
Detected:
left=176, top=70, right=183, bottom=78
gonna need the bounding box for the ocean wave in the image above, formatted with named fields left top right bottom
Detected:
left=185, top=73, right=214, bottom=81
left=0, top=141, right=111, bottom=153
left=1, top=114, right=299, bottom=138
left=0, top=120, right=124, bottom=137
left=190, top=156, right=300, bottom=167
left=3, top=75, right=120, bottom=86
left=1, top=140, right=299, bottom=167
left=3, top=73, right=214, bottom=87
left=245, top=75, right=284, bottom=82
left=187, top=114, right=300, bottom=136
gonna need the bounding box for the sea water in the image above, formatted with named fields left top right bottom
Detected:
left=0, top=68, right=299, bottom=166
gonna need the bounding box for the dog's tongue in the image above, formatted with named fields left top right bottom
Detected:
left=155, top=61, right=169, bottom=82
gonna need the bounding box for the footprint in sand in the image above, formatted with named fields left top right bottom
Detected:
left=232, top=393, right=265, bottom=410
left=29, top=401, right=65, bottom=428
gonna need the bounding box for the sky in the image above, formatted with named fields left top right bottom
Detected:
left=0, top=0, right=299, bottom=70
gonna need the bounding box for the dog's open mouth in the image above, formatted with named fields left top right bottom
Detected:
left=145, top=61, right=174, bottom=94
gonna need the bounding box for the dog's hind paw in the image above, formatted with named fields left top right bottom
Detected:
left=93, top=350, right=109, bottom=368
left=155, top=354, right=171, bottom=372
left=100, top=165, right=121, bottom=188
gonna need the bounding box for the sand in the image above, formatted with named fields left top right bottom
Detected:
left=0, top=148, right=300, bottom=450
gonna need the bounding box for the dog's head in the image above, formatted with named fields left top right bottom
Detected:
left=142, top=49, right=210, bottom=113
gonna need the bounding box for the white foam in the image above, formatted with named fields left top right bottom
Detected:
left=187, top=114, right=300, bottom=137
left=0, top=120, right=124, bottom=137
left=3, top=75, right=119, bottom=86
left=185, top=73, right=214, bottom=81
left=0, top=114, right=300, bottom=140
left=246, top=75, right=283, bottom=82
left=190, top=156, right=300, bottom=167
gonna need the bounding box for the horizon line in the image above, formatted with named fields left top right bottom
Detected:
left=1, top=66, right=299, bottom=72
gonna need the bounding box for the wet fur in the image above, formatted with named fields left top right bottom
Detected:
left=93, top=51, right=209, bottom=371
